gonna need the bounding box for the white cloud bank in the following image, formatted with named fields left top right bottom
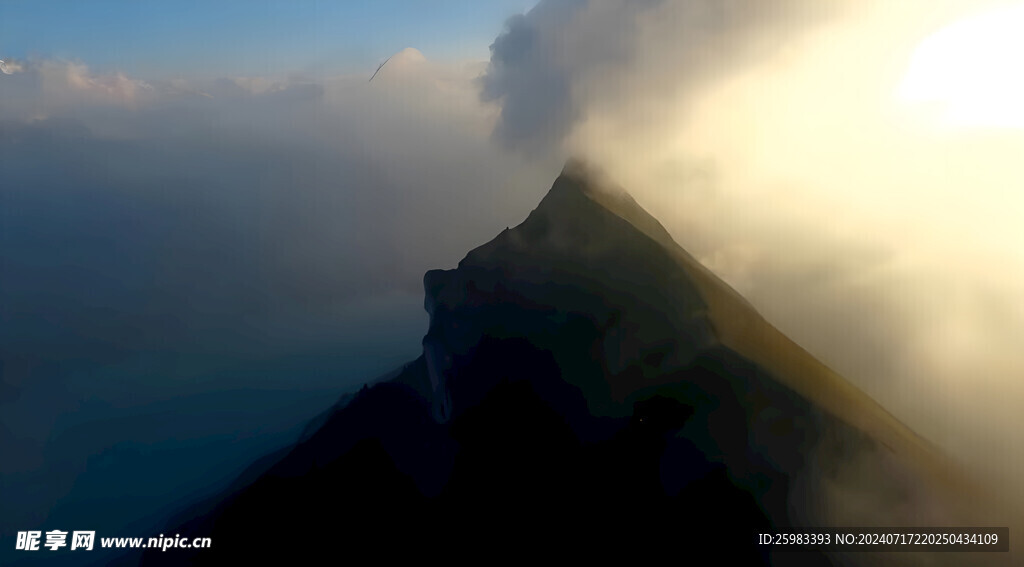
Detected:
left=478, top=0, right=1024, bottom=507
left=0, top=49, right=559, bottom=533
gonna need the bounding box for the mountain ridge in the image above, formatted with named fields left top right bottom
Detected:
left=141, top=161, right=1013, bottom=566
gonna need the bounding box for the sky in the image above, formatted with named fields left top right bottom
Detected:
left=0, top=0, right=538, bottom=78
left=3, top=0, right=1024, bottom=562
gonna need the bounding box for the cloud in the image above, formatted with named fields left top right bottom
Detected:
left=478, top=0, right=587, bottom=152
left=63, top=62, right=154, bottom=102
left=0, top=49, right=562, bottom=534
left=479, top=0, right=1024, bottom=523
left=0, top=52, right=557, bottom=398
left=0, top=58, right=24, bottom=74
left=479, top=0, right=839, bottom=153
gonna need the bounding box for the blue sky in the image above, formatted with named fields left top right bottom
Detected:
left=0, top=0, right=537, bottom=78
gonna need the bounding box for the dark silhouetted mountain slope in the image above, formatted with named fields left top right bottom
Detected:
left=142, top=161, right=1012, bottom=566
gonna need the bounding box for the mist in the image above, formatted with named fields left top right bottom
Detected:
left=480, top=0, right=1024, bottom=506
left=0, top=48, right=558, bottom=545
left=3, top=0, right=1024, bottom=556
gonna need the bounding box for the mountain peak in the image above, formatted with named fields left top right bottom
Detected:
left=455, top=161, right=953, bottom=472
left=159, top=164, right=1014, bottom=566
left=557, top=157, right=616, bottom=193
left=537, top=159, right=682, bottom=252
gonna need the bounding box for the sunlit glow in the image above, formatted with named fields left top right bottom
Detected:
left=898, top=2, right=1024, bottom=128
